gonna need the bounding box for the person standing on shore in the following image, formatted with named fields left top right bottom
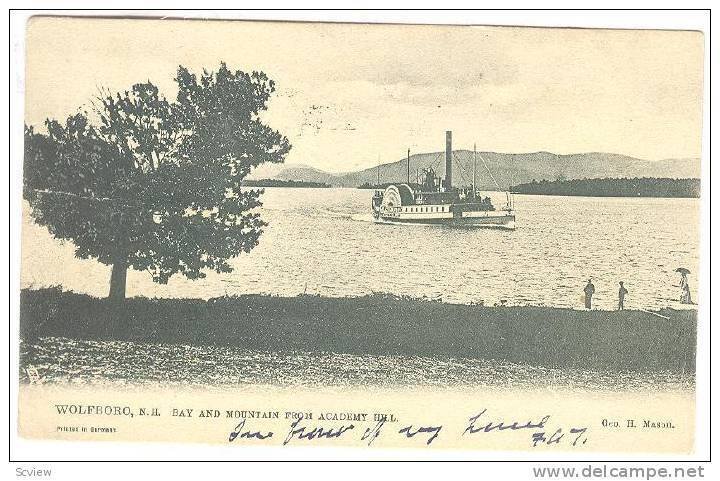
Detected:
left=677, top=269, right=693, bottom=304
left=618, top=281, right=628, bottom=310
left=584, top=279, right=595, bottom=310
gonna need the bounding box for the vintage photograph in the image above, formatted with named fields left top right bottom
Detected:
left=17, top=15, right=703, bottom=454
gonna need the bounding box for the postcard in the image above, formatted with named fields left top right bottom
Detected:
left=16, top=15, right=705, bottom=457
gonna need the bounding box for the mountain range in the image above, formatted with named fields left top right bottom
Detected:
left=247, top=151, right=701, bottom=189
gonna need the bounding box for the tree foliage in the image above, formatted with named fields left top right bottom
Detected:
left=24, top=63, right=291, bottom=290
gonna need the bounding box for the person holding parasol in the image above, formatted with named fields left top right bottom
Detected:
left=676, top=267, right=693, bottom=304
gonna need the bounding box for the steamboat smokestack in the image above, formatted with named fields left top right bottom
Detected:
left=445, top=130, right=452, bottom=190
left=407, top=148, right=411, bottom=184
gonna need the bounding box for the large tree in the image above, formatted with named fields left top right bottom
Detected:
left=24, top=63, right=291, bottom=300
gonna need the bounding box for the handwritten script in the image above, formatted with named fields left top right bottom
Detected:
left=227, top=410, right=589, bottom=448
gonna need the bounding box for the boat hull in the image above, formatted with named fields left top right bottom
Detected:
left=374, top=212, right=516, bottom=229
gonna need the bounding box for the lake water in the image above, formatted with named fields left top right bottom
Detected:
left=23, top=188, right=699, bottom=311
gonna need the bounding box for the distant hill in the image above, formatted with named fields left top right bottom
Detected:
left=247, top=152, right=700, bottom=189
left=247, top=163, right=341, bottom=185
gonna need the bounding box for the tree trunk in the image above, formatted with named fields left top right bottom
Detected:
left=108, top=257, right=128, bottom=301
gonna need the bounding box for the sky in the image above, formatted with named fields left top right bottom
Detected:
left=25, top=17, right=704, bottom=173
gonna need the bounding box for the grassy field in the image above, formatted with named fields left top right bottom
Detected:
left=20, top=287, right=696, bottom=373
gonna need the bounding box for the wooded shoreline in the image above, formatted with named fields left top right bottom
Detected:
left=511, top=177, right=700, bottom=198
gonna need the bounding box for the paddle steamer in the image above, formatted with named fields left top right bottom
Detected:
left=371, top=131, right=516, bottom=228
